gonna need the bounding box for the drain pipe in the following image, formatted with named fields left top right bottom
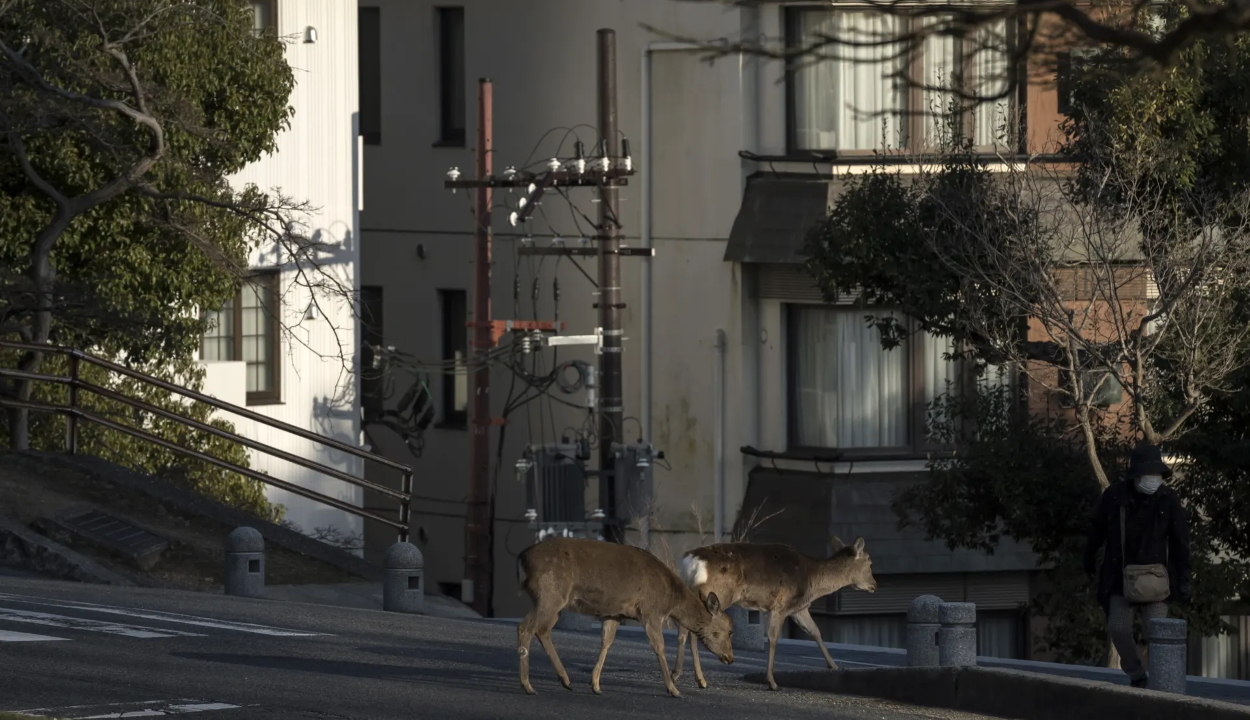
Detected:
left=714, top=329, right=727, bottom=542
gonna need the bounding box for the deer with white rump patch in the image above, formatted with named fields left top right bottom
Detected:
left=516, top=536, right=735, bottom=697
left=672, top=535, right=877, bottom=691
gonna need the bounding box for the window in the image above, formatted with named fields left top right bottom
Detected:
left=358, top=7, right=382, bottom=145
left=248, top=0, right=277, bottom=36
left=1056, top=48, right=1099, bottom=115
left=785, top=7, right=1014, bottom=153
left=439, top=289, right=468, bottom=426
left=436, top=6, right=466, bottom=146
left=787, top=305, right=968, bottom=453
left=201, top=272, right=281, bottom=406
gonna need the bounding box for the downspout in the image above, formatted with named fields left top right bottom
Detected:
left=714, top=329, right=727, bottom=542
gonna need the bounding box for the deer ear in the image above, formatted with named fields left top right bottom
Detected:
left=829, top=535, right=845, bottom=552
left=704, top=591, right=722, bottom=615
left=853, top=536, right=866, bottom=558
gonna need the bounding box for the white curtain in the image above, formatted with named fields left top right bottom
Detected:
left=831, top=615, right=907, bottom=649
left=793, top=307, right=908, bottom=448
left=972, top=19, right=1011, bottom=148
left=794, top=11, right=905, bottom=151
left=922, top=17, right=959, bottom=147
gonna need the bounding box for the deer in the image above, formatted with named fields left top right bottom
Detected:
left=515, top=536, right=735, bottom=698
left=671, top=535, right=877, bottom=691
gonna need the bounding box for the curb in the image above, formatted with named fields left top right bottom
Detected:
left=745, top=667, right=1250, bottom=720
left=22, top=451, right=386, bottom=583
left=0, top=514, right=134, bottom=587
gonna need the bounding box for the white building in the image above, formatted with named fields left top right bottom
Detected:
left=196, top=0, right=368, bottom=550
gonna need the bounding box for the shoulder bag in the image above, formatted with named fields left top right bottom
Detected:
left=1121, top=504, right=1170, bottom=603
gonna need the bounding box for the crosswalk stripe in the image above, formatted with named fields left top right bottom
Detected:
left=0, top=607, right=204, bottom=639
left=0, top=629, right=68, bottom=642
left=0, top=593, right=326, bottom=637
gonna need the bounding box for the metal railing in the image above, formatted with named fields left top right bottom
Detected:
left=0, top=340, right=413, bottom=542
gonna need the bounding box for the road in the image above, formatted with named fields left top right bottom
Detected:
left=0, top=574, right=1009, bottom=720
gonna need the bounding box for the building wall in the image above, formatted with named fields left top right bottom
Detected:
left=198, top=0, right=367, bottom=548
left=358, top=0, right=1070, bottom=619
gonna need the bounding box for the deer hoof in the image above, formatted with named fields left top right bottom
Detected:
left=522, top=683, right=537, bottom=696
left=667, top=687, right=683, bottom=698
left=591, top=684, right=602, bottom=695
left=767, top=680, right=780, bottom=691
left=697, top=678, right=708, bottom=689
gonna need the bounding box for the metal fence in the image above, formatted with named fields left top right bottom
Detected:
left=0, top=339, right=413, bottom=542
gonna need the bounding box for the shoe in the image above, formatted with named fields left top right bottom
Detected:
left=1130, top=674, right=1149, bottom=689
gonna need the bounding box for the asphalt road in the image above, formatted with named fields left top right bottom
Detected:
left=0, top=575, right=1003, bottom=720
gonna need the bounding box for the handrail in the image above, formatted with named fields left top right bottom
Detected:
left=0, top=340, right=414, bottom=542
left=0, top=339, right=410, bottom=472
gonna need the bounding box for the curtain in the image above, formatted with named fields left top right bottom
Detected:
left=922, top=17, right=959, bottom=147
left=793, top=307, right=908, bottom=448
left=831, top=615, right=907, bottom=649
left=793, top=11, right=904, bottom=151
left=972, top=19, right=1011, bottom=147
left=977, top=614, right=1022, bottom=658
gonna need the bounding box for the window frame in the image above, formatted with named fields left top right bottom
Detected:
left=435, top=6, right=466, bottom=147
left=248, top=0, right=278, bottom=36
left=200, top=270, right=282, bottom=407
left=438, top=288, right=468, bottom=428
left=358, top=6, right=382, bottom=146
left=784, top=302, right=988, bottom=458
left=783, top=5, right=1019, bottom=156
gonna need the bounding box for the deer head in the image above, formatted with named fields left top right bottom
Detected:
left=830, top=535, right=877, bottom=593
left=693, top=591, right=734, bottom=664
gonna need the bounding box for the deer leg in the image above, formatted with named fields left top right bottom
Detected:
left=671, top=626, right=687, bottom=681
left=517, top=610, right=540, bottom=695
left=791, top=607, right=838, bottom=670
left=525, top=595, right=573, bottom=692
left=764, top=610, right=786, bottom=691
left=689, top=630, right=708, bottom=689
left=643, top=618, right=682, bottom=698
left=590, top=618, right=619, bottom=695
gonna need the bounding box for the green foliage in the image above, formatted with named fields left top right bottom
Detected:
left=0, top=347, right=282, bottom=521
left=896, top=385, right=1242, bottom=662
left=0, top=0, right=296, bottom=362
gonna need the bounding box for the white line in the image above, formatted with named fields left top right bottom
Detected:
left=0, top=607, right=204, bottom=639
left=0, top=593, right=327, bottom=637
left=15, top=700, right=245, bottom=718
left=0, top=629, right=69, bottom=642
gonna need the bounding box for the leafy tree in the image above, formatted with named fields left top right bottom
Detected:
left=0, top=0, right=336, bottom=450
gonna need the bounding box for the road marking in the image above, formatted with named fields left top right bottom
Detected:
left=0, top=607, right=204, bottom=639
left=0, top=629, right=69, bottom=642
left=14, top=700, right=245, bottom=718
left=0, top=593, right=327, bottom=637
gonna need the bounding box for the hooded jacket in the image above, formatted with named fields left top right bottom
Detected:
left=1083, top=478, right=1192, bottom=612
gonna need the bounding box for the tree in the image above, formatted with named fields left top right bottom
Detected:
left=0, top=0, right=351, bottom=450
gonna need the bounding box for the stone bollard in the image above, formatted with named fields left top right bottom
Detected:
left=224, top=526, right=265, bottom=599
left=938, top=602, right=977, bottom=667
left=554, top=611, right=596, bottom=632
left=728, top=606, right=768, bottom=652
left=1146, top=618, right=1188, bottom=694
left=382, top=542, right=425, bottom=614
left=906, top=595, right=943, bottom=667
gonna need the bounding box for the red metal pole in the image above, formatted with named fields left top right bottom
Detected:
left=465, top=77, right=493, bottom=617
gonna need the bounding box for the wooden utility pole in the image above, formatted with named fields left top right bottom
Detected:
left=596, top=28, right=624, bottom=541
left=465, top=77, right=493, bottom=617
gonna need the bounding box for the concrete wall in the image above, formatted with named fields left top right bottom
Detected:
left=199, top=0, right=366, bottom=551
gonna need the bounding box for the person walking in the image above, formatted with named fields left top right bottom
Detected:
left=1084, top=441, right=1192, bottom=688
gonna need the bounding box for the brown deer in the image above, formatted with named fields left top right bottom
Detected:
left=515, top=536, right=735, bottom=698
left=672, top=535, right=877, bottom=691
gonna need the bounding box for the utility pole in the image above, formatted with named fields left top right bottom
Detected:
left=596, top=28, right=624, bottom=542
left=465, top=77, right=493, bottom=617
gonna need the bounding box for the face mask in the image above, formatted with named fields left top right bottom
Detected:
left=1136, top=474, right=1163, bottom=495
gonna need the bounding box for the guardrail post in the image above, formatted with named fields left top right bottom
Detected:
left=1146, top=617, right=1188, bottom=694
left=938, top=602, right=977, bottom=667
left=66, top=353, right=80, bottom=454
left=906, top=595, right=943, bottom=667
left=383, top=541, right=424, bottom=613
left=224, top=527, right=265, bottom=599
left=727, top=606, right=767, bottom=651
